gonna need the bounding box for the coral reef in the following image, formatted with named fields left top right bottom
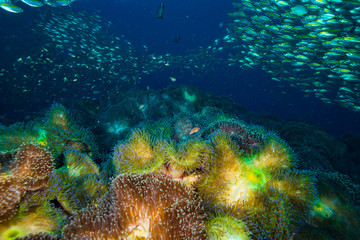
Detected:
left=110, top=115, right=317, bottom=239
left=0, top=141, right=102, bottom=238
left=316, top=170, right=360, bottom=205
left=0, top=86, right=358, bottom=239
left=12, top=166, right=107, bottom=238
left=339, top=133, right=360, bottom=181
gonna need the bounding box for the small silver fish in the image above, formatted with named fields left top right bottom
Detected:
left=1, top=3, right=23, bottom=13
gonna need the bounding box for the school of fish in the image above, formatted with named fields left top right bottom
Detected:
left=0, top=0, right=74, bottom=13
left=0, top=8, right=224, bottom=108
left=226, top=0, right=360, bottom=111
left=0, top=9, right=157, bottom=105
left=2, top=0, right=360, bottom=112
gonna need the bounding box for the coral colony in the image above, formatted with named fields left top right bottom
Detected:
left=0, top=87, right=359, bottom=240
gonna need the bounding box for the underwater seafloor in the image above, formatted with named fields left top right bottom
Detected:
left=0, top=85, right=360, bottom=240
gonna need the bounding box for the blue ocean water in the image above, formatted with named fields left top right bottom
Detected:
left=1, top=0, right=359, bottom=136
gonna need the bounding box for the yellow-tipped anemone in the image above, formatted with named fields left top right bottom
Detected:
left=197, top=132, right=247, bottom=204
left=64, top=148, right=99, bottom=178
left=196, top=131, right=316, bottom=240
left=158, top=139, right=212, bottom=183
left=206, top=213, right=252, bottom=240
left=198, top=132, right=298, bottom=205
left=112, top=129, right=164, bottom=174
left=249, top=135, right=294, bottom=172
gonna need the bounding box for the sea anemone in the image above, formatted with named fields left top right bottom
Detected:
left=77, top=173, right=108, bottom=203
left=64, top=148, right=99, bottom=178
left=237, top=174, right=316, bottom=240
left=112, top=129, right=164, bottom=174
left=18, top=168, right=91, bottom=219
left=11, top=143, right=54, bottom=191
left=113, top=128, right=212, bottom=185
left=45, top=104, right=71, bottom=132
left=44, top=104, right=98, bottom=157
left=63, top=172, right=206, bottom=240
left=158, top=139, right=212, bottom=184
left=0, top=208, right=60, bottom=239
left=44, top=169, right=85, bottom=215
left=196, top=131, right=316, bottom=239
left=196, top=132, right=245, bottom=205
left=17, top=191, right=68, bottom=235
left=206, top=213, right=252, bottom=240
left=197, top=133, right=299, bottom=204
left=0, top=176, right=23, bottom=222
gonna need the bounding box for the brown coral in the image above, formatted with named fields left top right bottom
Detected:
left=0, top=144, right=54, bottom=223
left=14, top=232, right=59, bottom=240
left=0, top=175, right=23, bottom=222
left=202, top=120, right=264, bottom=152
left=11, top=143, right=54, bottom=191
left=63, top=172, right=206, bottom=240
